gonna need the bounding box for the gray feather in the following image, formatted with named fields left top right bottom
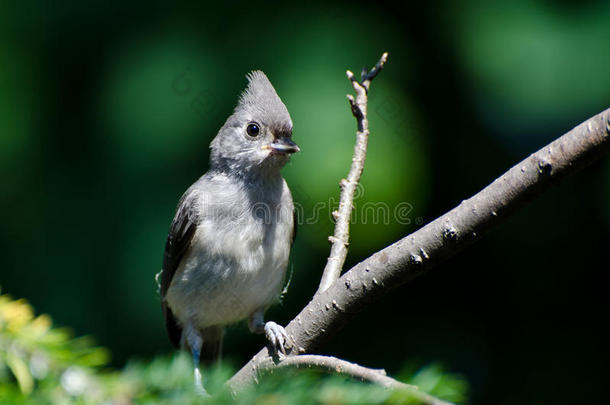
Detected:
left=161, top=187, right=201, bottom=347
left=160, top=70, right=298, bottom=362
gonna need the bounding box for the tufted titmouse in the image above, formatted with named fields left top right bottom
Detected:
left=159, top=71, right=298, bottom=389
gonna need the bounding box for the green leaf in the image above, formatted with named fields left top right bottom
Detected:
left=5, top=351, right=33, bottom=395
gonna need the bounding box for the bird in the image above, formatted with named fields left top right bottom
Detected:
left=159, top=70, right=299, bottom=390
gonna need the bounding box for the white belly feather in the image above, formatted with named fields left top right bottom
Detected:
left=165, top=179, right=293, bottom=329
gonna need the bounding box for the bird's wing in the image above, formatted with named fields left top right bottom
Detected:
left=161, top=187, right=200, bottom=347
left=291, top=208, right=297, bottom=247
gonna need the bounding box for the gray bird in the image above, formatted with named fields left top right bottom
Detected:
left=160, top=71, right=298, bottom=389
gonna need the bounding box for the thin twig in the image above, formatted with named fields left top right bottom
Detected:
left=227, top=107, right=610, bottom=393
left=274, top=354, right=411, bottom=389
left=229, top=353, right=453, bottom=405
left=271, top=355, right=452, bottom=405
left=317, top=52, right=389, bottom=294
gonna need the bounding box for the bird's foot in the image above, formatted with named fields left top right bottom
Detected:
left=194, top=367, right=210, bottom=397
left=264, top=321, right=289, bottom=357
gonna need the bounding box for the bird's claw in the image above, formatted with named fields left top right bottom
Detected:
left=193, top=368, right=210, bottom=397
left=264, top=321, right=289, bottom=356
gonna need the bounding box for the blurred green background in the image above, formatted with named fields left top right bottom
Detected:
left=1, top=0, right=609, bottom=403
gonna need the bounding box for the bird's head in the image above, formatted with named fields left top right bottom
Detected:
left=210, top=71, right=299, bottom=175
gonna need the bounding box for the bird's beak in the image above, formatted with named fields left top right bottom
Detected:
left=268, top=137, right=300, bottom=154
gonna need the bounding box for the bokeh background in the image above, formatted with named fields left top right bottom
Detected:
left=1, top=0, right=609, bottom=403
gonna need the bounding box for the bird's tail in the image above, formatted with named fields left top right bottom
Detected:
left=199, top=326, right=224, bottom=365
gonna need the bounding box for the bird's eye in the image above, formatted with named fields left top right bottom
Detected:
left=246, top=122, right=260, bottom=137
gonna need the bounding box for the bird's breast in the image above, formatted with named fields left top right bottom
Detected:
left=166, top=183, right=294, bottom=328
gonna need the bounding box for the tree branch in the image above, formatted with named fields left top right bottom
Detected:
left=273, top=354, right=410, bottom=389
left=318, top=52, right=389, bottom=293
left=269, top=355, right=452, bottom=405
left=227, top=107, right=610, bottom=393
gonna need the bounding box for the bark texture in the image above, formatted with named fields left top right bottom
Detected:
left=227, top=107, right=610, bottom=393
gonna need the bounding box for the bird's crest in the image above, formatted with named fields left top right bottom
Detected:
left=236, top=71, right=291, bottom=128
